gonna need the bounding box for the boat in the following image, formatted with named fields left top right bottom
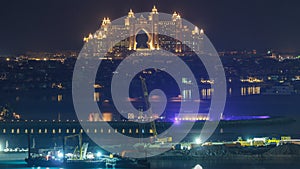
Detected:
left=25, top=155, right=149, bottom=168
left=25, top=133, right=150, bottom=168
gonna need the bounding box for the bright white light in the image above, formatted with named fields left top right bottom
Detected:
left=195, top=138, right=202, bottom=144
left=96, top=152, right=102, bottom=157
left=200, top=29, right=204, bottom=34
left=253, top=138, right=266, bottom=142
left=86, top=152, right=94, bottom=159
left=194, top=164, right=203, bottom=169
left=57, top=151, right=64, bottom=159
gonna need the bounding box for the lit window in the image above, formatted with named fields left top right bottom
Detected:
left=58, top=94, right=63, bottom=102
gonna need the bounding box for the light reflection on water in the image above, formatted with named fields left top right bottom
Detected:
left=11, top=86, right=261, bottom=103
left=0, top=160, right=299, bottom=169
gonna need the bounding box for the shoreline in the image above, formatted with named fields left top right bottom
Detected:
left=150, top=154, right=300, bottom=163
left=1, top=156, right=300, bottom=164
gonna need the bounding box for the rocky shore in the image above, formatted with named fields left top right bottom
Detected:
left=150, top=144, right=300, bottom=162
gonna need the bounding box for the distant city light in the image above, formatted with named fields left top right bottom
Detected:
left=200, top=29, right=204, bottom=34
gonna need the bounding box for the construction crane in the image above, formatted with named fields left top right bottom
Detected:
left=64, top=133, right=88, bottom=160
left=140, top=76, right=158, bottom=138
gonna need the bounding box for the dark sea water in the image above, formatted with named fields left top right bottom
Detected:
left=1, top=91, right=300, bottom=169
left=2, top=91, right=300, bottom=120
left=1, top=93, right=300, bottom=149
left=0, top=160, right=299, bottom=169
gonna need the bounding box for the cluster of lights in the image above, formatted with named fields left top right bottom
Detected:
left=86, top=151, right=102, bottom=160
left=200, top=79, right=214, bottom=84
left=240, top=77, right=263, bottom=83
left=175, top=117, right=209, bottom=121
left=51, top=151, right=102, bottom=160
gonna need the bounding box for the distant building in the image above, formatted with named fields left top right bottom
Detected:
left=0, top=105, right=21, bottom=121
left=88, top=113, right=100, bottom=121
left=83, top=6, right=205, bottom=56
left=88, top=112, right=112, bottom=122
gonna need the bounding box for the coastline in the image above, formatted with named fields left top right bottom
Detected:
left=149, top=144, right=300, bottom=163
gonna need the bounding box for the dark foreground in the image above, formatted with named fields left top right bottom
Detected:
left=1, top=160, right=300, bottom=169
left=153, top=144, right=300, bottom=161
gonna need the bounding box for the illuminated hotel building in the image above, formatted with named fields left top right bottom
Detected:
left=83, top=6, right=205, bottom=56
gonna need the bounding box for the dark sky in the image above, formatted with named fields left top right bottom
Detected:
left=0, top=0, right=300, bottom=54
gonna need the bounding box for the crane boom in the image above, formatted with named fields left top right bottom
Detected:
left=64, top=133, right=83, bottom=160
left=140, top=76, right=158, bottom=137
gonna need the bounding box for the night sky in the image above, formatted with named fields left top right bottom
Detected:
left=0, top=0, right=300, bottom=54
